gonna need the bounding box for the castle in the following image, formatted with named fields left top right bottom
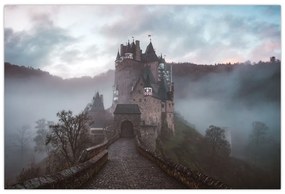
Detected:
left=111, top=38, right=175, bottom=144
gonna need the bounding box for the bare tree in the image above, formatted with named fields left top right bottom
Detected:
left=47, top=110, right=92, bottom=166
left=205, top=125, right=231, bottom=158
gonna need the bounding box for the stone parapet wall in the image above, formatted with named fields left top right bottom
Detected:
left=78, top=141, right=108, bottom=163
left=11, top=150, right=108, bottom=189
left=10, top=132, right=119, bottom=189
left=136, top=138, right=230, bottom=189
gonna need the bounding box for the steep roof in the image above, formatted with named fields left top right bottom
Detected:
left=114, top=104, right=141, bottom=114
left=145, top=42, right=155, bottom=54
left=143, top=42, right=158, bottom=62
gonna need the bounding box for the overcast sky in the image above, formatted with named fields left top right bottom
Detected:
left=4, top=5, right=281, bottom=78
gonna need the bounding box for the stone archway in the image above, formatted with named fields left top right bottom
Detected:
left=120, top=120, right=134, bottom=138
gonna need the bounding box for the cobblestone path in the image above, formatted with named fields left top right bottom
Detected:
left=83, top=138, right=186, bottom=189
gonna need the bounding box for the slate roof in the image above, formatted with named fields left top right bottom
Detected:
left=145, top=42, right=155, bottom=54
left=142, top=67, right=155, bottom=87
left=114, top=104, right=141, bottom=114
left=142, top=42, right=158, bottom=62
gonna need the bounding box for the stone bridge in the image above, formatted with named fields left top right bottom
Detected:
left=83, top=138, right=185, bottom=189
left=11, top=132, right=229, bottom=189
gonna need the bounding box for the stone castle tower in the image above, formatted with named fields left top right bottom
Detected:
left=112, top=39, right=175, bottom=142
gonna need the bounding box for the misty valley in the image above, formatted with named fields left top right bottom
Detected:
left=4, top=59, right=280, bottom=188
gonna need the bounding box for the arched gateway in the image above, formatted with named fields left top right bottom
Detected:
left=120, top=120, right=134, bottom=138
left=113, top=104, right=141, bottom=138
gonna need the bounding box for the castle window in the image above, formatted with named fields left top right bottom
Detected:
left=133, top=99, right=136, bottom=101
left=144, top=98, right=146, bottom=102
left=139, top=98, right=142, bottom=102
left=162, top=104, right=164, bottom=108
left=144, top=87, right=152, bottom=96
left=138, top=90, right=141, bottom=94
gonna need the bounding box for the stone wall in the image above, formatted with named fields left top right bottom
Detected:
left=115, top=59, right=143, bottom=104
left=78, top=141, right=108, bottom=163
left=136, top=138, right=230, bottom=189
left=10, top=150, right=108, bottom=189
left=131, top=82, right=162, bottom=130
left=10, top=132, right=120, bottom=189
left=139, top=125, right=157, bottom=152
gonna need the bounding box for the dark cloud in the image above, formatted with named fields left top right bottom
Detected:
left=4, top=13, right=77, bottom=68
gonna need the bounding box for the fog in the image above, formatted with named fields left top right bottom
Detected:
left=4, top=62, right=280, bottom=185
left=4, top=72, right=114, bottom=184
left=174, top=64, right=280, bottom=158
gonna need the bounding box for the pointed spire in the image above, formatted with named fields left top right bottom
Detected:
left=116, top=50, right=120, bottom=60
left=145, top=41, right=155, bottom=54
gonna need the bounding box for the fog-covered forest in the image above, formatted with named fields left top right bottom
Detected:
left=4, top=60, right=280, bottom=187
left=4, top=62, right=113, bottom=184
left=172, top=61, right=280, bottom=159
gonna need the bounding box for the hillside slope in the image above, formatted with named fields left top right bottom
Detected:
left=157, top=113, right=280, bottom=188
